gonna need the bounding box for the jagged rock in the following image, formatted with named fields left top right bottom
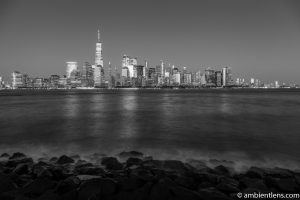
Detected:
left=209, top=159, right=235, bottom=168
left=13, top=163, right=30, bottom=175
left=76, top=159, right=89, bottom=166
left=70, top=154, right=80, bottom=160
left=55, top=176, right=80, bottom=195
left=214, top=165, right=231, bottom=176
left=49, top=157, right=58, bottom=163
left=78, top=178, right=116, bottom=200
left=118, top=175, right=145, bottom=191
left=198, top=187, right=230, bottom=200
left=142, top=159, right=163, bottom=168
left=31, top=161, right=52, bottom=178
left=126, top=157, right=143, bottom=167
left=239, top=177, right=268, bottom=191
left=0, top=153, right=10, bottom=158
left=60, top=189, right=77, bottom=200
left=130, top=167, right=156, bottom=181
left=118, top=151, right=144, bottom=159
left=169, top=185, right=202, bottom=200
left=265, top=177, right=300, bottom=193
left=22, top=178, right=57, bottom=198
left=148, top=179, right=173, bottom=200
left=9, top=152, right=26, bottom=160
left=143, top=156, right=153, bottom=161
left=56, top=155, right=74, bottom=165
left=36, top=189, right=60, bottom=200
left=263, top=167, right=294, bottom=178
left=0, top=173, right=18, bottom=194
left=48, top=166, right=70, bottom=181
left=245, top=167, right=264, bottom=179
left=6, top=157, right=33, bottom=168
left=77, top=175, right=102, bottom=181
left=101, top=157, right=123, bottom=170
left=174, top=175, right=197, bottom=190
left=113, top=182, right=153, bottom=200
left=216, top=177, right=240, bottom=194
left=161, top=160, right=188, bottom=173
left=198, top=181, right=215, bottom=189
left=75, top=165, right=105, bottom=175
left=186, top=159, right=208, bottom=171
left=194, top=172, right=219, bottom=184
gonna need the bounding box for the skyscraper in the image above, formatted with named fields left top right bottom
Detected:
left=122, top=55, right=137, bottom=78
left=66, top=62, right=77, bottom=79
left=94, top=29, right=103, bottom=87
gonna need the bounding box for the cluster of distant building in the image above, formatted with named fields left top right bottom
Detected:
left=0, top=29, right=298, bottom=90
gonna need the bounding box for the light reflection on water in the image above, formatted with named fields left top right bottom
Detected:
left=0, top=89, right=300, bottom=169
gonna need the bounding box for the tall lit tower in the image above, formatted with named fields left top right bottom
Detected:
left=94, top=29, right=103, bottom=87
left=95, top=29, right=103, bottom=67
left=161, top=60, right=164, bottom=78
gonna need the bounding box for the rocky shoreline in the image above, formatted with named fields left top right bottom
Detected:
left=0, top=151, right=299, bottom=200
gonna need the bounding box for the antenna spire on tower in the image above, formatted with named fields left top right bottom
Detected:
left=97, top=29, right=100, bottom=42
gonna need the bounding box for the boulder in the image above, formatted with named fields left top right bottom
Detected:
left=263, top=168, right=294, bottom=179
left=9, top=152, right=26, bottom=160
left=75, top=166, right=105, bottom=175
left=130, top=167, right=156, bottom=181
left=161, top=160, right=188, bottom=173
left=126, top=157, right=143, bottom=167
left=245, top=167, right=264, bottom=179
left=0, top=173, right=18, bottom=194
left=56, top=155, right=74, bottom=165
left=118, top=175, right=145, bottom=191
left=6, top=157, right=34, bottom=168
left=186, top=159, right=208, bottom=171
left=239, top=177, right=268, bottom=191
left=22, top=178, right=57, bottom=198
left=55, top=176, right=80, bottom=195
left=214, top=165, right=231, bottom=176
left=0, top=153, right=10, bottom=158
left=101, top=157, right=123, bottom=170
left=216, top=177, right=240, bottom=194
left=49, top=157, right=58, bottom=163
left=13, top=163, right=30, bottom=175
left=265, top=177, right=300, bottom=193
left=118, top=151, right=144, bottom=159
left=198, top=187, right=230, bottom=200
left=169, top=185, right=202, bottom=200
left=78, top=178, right=116, bottom=200
left=36, top=190, right=60, bottom=200
left=209, top=159, right=235, bottom=168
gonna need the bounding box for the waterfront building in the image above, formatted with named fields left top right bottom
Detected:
left=215, top=71, right=222, bottom=87
left=195, top=71, right=201, bottom=84
left=94, top=29, right=104, bottom=87
left=33, top=78, right=43, bottom=88
left=222, top=67, right=233, bottom=86
left=66, top=61, right=78, bottom=79
left=122, top=55, right=137, bottom=78
left=183, top=73, right=192, bottom=85
left=205, top=67, right=215, bottom=86
left=200, top=73, right=206, bottom=86
left=49, top=75, right=60, bottom=88
left=12, top=71, right=24, bottom=89
left=0, top=76, right=2, bottom=88
left=81, top=62, right=94, bottom=87
left=174, top=72, right=181, bottom=85
left=275, top=81, right=280, bottom=88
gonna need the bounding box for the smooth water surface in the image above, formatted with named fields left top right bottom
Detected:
left=0, top=89, right=299, bottom=169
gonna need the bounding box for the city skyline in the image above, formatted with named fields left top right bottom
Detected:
left=1, top=0, right=300, bottom=84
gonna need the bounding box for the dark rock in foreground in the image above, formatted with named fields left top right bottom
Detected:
left=0, top=151, right=299, bottom=200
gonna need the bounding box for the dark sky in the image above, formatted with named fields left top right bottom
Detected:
left=1, top=0, right=300, bottom=83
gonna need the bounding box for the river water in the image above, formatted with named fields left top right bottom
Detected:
left=0, top=89, right=299, bottom=170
